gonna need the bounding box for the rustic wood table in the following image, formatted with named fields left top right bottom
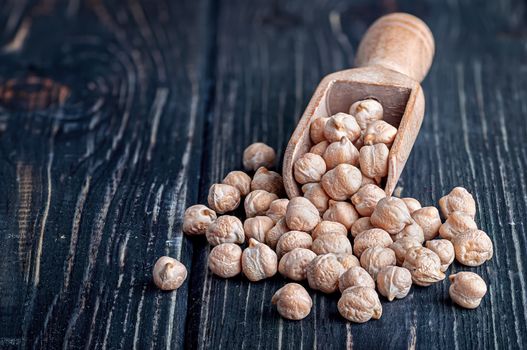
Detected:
left=1, top=0, right=526, bottom=349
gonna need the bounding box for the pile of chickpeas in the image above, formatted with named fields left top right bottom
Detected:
left=152, top=99, right=493, bottom=323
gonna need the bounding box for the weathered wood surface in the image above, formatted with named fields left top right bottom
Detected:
left=0, top=0, right=526, bottom=349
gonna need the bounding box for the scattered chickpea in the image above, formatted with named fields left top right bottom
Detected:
left=182, top=204, right=217, bottom=236
left=310, top=116, right=329, bottom=144
left=335, top=253, right=361, bottom=270
left=323, top=137, right=359, bottom=169
left=266, top=198, right=289, bottom=223
left=153, top=256, right=187, bottom=291
left=348, top=99, right=384, bottom=130
left=244, top=216, right=274, bottom=243
left=312, top=232, right=352, bottom=255
left=376, top=266, right=412, bottom=301
left=312, top=220, right=348, bottom=240
left=370, top=197, right=413, bottom=234
left=207, top=183, right=241, bottom=214
left=285, top=197, right=320, bottom=232
left=302, top=183, right=330, bottom=214
left=251, top=167, right=284, bottom=195
left=338, top=266, right=376, bottom=292
left=321, top=164, right=362, bottom=200
left=243, top=142, right=276, bottom=171
left=360, top=246, right=396, bottom=279
left=351, top=184, right=386, bottom=217
left=412, top=206, right=442, bottom=241
left=439, top=211, right=478, bottom=241
left=242, top=239, right=278, bottom=281
left=208, top=243, right=242, bottom=278
left=438, top=187, right=476, bottom=219
left=294, top=153, right=327, bottom=184
left=363, top=120, right=397, bottom=146
left=353, top=228, right=393, bottom=258
left=452, top=229, right=493, bottom=266
left=338, top=286, right=382, bottom=323
left=323, top=200, right=359, bottom=230
left=324, top=112, right=361, bottom=142
left=206, top=215, right=245, bottom=246
left=402, top=246, right=445, bottom=286
left=449, top=272, right=487, bottom=309
left=392, top=220, right=425, bottom=244
left=390, top=237, right=422, bottom=266
left=276, top=231, right=313, bottom=258
left=272, top=283, right=313, bottom=320
left=244, top=190, right=279, bottom=217
left=401, top=197, right=422, bottom=214
left=351, top=217, right=375, bottom=238
left=359, top=143, right=390, bottom=180
left=310, top=140, right=330, bottom=156
left=306, top=253, right=345, bottom=293
left=265, top=218, right=289, bottom=249
left=425, top=239, right=455, bottom=272
left=278, top=248, right=317, bottom=281
left=222, top=171, right=252, bottom=196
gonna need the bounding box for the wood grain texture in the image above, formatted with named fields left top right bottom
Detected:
left=0, top=0, right=526, bottom=349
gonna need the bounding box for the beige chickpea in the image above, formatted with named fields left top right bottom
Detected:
left=266, top=218, right=289, bottom=249
left=351, top=217, right=375, bottom=238
left=276, top=231, right=313, bottom=258
left=360, top=246, right=396, bottom=279
left=370, top=197, right=413, bottom=234
left=361, top=175, right=381, bottom=187
left=207, top=184, right=241, bottom=214
left=449, top=272, right=487, bottom=309
left=403, top=246, right=445, bottom=286
left=272, top=283, right=313, bottom=320
left=251, top=167, right=284, bottom=195
left=425, top=239, right=455, bottom=272
left=439, top=187, right=477, bottom=219
left=242, top=239, right=278, bottom=281
left=351, top=184, right=386, bottom=217
left=354, top=135, right=365, bottom=150
left=412, top=206, right=442, bottom=241
left=353, top=228, right=393, bottom=258
left=182, top=205, right=217, bottom=235
left=285, top=197, right=320, bottom=232
left=266, top=198, right=289, bottom=223
left=452, top=229, right=493, bottom=266
left=278, top=248, right=317, bottom=281
left=439, top=211, right=478, bottom=240
left=338, top=266, right=376, bottom=292
left=153, top=256, right=187, bottom=291
left=302, top=183, right=330, bottom=214
left=336, top=253, right=361, bottom=270
left=376, top=266, right=412, bottom=301
left=321, top=164, right=362, bottom=200
left=323, top=200, right=359, bottom=230
left=244, top=216, right=274, bottom=243
left=244, top=190, right=279, bottom=217
left=323, top=137, right=359, bottom=169
left=294, top=153, right=327, bottom=184
left=310, top=141, right=330, bottom=156
left=359, top=144, right=390, bottom=180
left=312, top=221, right=348, bottom=240
left=401, top=198, right=422, bottom=214
left=208, top=243, right=242, bottom=278
left=306, top=253, right=345, bottom=293
left=310, top=116, right=329, bottom=144
left=389, top=237, right=422, bottom=266
left=363, top=120, right=397, bottom=146
left=392, top=220, right=425, bottom=244
left=222, top=171, right=252, bottom=196
left=206, top=215, right=245, bottom=246
left=338, top=286, right=382, bottom=323
left=243, top=142, right=276, bottom=171
left=349, top=99, right=384, bottom=130
left=324, top=112, right=361, bottom=143
left=312, top=232, right=352, bottom=255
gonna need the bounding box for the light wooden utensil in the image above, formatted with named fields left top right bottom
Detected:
left=283, top=12, right=435, bottom=198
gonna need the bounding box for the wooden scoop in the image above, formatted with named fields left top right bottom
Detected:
left=283, top=12, right=435, bottom=198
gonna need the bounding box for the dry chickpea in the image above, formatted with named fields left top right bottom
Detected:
left=349, top=99, right=384, bottom=130
left=338, top=266, right=376, bottom=292
left=182, top=204, right=217, bottom=235
left=353, top=228, right=393, bottom=258
left=361, top=175, right=381, bottom=187
left=222, top=171, right=252, bottom=196
left=359, top=144, right=390, bottom=180
left=452, top=229, right=493, bottom=266
left=278, top=248, right=317, bottom=281
left=312, top=220, right=348, bottom=240
left=439, top=187, right=476, bottom=219
left=370, top=197, right=413, bottom=234
left=412, top=207, right=442, bottom=241
left=242, top=239, right=278, bottom=281
left=276, top=231, right=313, bottom=258
left=321, top=164, right=362, bottom=200
left=208, top=243, right=242, bottom=278
left=439, top=211, right=478, bottom=241
left=335, top=253, right=360, bottom=270
left=272, top=283, right=313, bottom=320
left=323, top=137, right=359, bottom=169
left=285, top=197, right=320, bottom=232
left=310, top=140, right=330, bottom=156
left=376, top=266, right=412, bottom=301
left=351, top=184, right=386, bottom=217
left=389, top=237, right=422, bottom=266
left=243, top=142, right=276, bottom=171
left=294, top=153, right=327, bottom=184
left=354, top=135, right=365, bottom=150
left=266, top=218, right=289, bottom=249
left=244, top=190, right=278, bottom=217
left=403, top=246, right=445, bottom=286
left=306, top=253, right=345, bottom=293
left=351, top=217, right=375, bottom=238
left=207, top=183, right=241, bottom=214
left=153, top=256, right=187, bottom=290
left=251, top=167, right=284, bottom=195
left=302, top=183, right=330, bottom=214
left=323, top=200, right=359, bottom=230
left=360, top=246, right=396, bottom=279
left=324, top=112, right=361, bottom=142
left=206, top=215, right=245, bottom=246
left=310, top=116, right=329, bottom=144
left=338, top=286, right=382, bottom=323
left=449, top=272, right=487, bottom=309
left=363, top=120, right=397, bottom=146
left=312, top=232, right=352, bottom=255
left=266, top=198, right=289, bottom=223
left=244, top=216, right=274, bottom=243
left=401, top=198, right=422, bottom=214
left=425, top=239, right=455, bottom=272
left=392, top=220, right=425, bottom=244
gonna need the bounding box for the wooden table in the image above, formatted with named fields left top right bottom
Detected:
left=1, top=0, right=526, bottom=349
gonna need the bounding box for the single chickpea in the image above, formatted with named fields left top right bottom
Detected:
left=376, top=266, right=412, bottom=301
left=360, top=246, right=396, bottom=279
left=351, top=184, right=386, bottom=217
left=302, top=183, right=330, bottom=214
left=324, top=112, right=361, bottom=143
left=370, top=197, right=413, bottom=234
left=278, top=248, right=317, bottom=281
left=243, top=142, right=276, bottom=171
left=351, top=217, right=375, bottom=238
left=392, top=220, right=425, bottom=244
left=244, top=216, right=274, bottom=243
left=412, top=206, right=442, bottom=241
left=208, top=243, right=242, bottom=278
left=294, top=153, right=327, bottom=184
left=312, top=232, right=352, bottom=255
left=338, top=266, right=376, bottom=292
left=338, top=286, right=382, bottom=323
left=323, top=200, right=359, bottom=230
left=401, top=198, right=422, bottom=214
left=439, top=211, right=478, bottom=241
left=361, top=175, right=381, bottom=187
left=276, top=231, right=313, bottom=258
left=206, top=215, right=245, bottom=246
left=310, top=116, right=330, bottom=144
left=266, top=198, right=289, bottom=223
left=425, top=239, right=455, bottom=272
left=182, top=204, right=217, bottom=235
left=321, top=164, right=362, bottom=200
left=242, top=239, right=278, bottom=281
left=251, top=167, right=284, bottom=195
left=244, top=190, right=279, bottom=217
left=402, top=246, right=445, bottom=286
left=336, top=253, right=361, bottom=270
left=222, top=171, right=252, bottom=196
left=353, top=228, right=393, bottom=258
left=272, top=283, right=313, bottom=320
left=312, top=220, right=348, bottom=240
left=310, top=140, right=330, bottom=156
left=323, top=137, right=359, bottom=169
left=306, top=253, right=346, bottom=293
left=285, top=197, right=320, bottom=232
left=265, top=218, right=289, bottom=249
left=207, top=183, right=241, bottom=214
left=349, top=99, right=384, bottom=130
left=363, top=120, right=397, bottom=146
left=439, top=187, right=476, bottom=219
left=452, top=229, right=493, bottom=266
left=449, top=272, right=487, bottom=309
left=153, top=256, right=187, bottom=291
left=359, top=144, right=390, bottom=180
left=389, top=237, right=422, bottom=266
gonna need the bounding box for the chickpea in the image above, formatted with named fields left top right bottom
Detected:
left=272, top=283, right=313, bottom=320
left=321, top=164, right=362, bottom=200
left=285, top=197, right=320, bottom=232
left=452, top=229, right=493, bottom=266
left=323, top=200, right=359, bottom=230
left=244, top=190, right=279, bottom=217
left=242, top=239, right=278, bottom=281
left=439, top=211, right=477, bottom=241
left=338, top=266, right=376, bottom=292
left=412, top=206, right=442, bottom=241
left=348, top=99, right=384, bottom=130
left=294, top=153, right=327, bottom=184
left=335, top=253, right=360, bottom=270
left=278, top=248, right=317, bottom=281
left=351, top=217, right=375, bottom=238
left=363, top=120, right=397, bottom=146
left=266, top=218, right=289, bottom=249
left=370, top=197, right=413, bottom=234
left=152, top=256, right=187, bottom=291
left=351, top=184, right=386, bottom=217
left=222, top=171, right=252, bottom=196
left=302, top=183, right=329, bottom=214
left=360, top=246, right=396, bottom=279
left=401, top=198, right=422, bottom=214
left=376, top=266, right=412, bottom=301
left=449, top=272, right=487, bottom=309
left=312, top=232, right=352, bottom=255
left=266, top=198, right=289, bottom=223
left=389, top=237, right=422, bottom=266
left=206, top=215, right=245, bottom=246
left=244, top=216, right=274, bottom=243
left=251, top=167, right=284, bottom=195
left=361, top=175, right=380, bottom=187
left=310, top=116, right=329, bottom=144
left=182, top=204, right=217, bottom=235
left=323, top=137, right=359, bottom=169
left=338, top=286, right=382, bottom=323
left=310, top=141, right=329, bottom=156
left=392, top=220, right=425, bottom=244
left=208, top=243, right=242, bottom=278
left=403, top=246, right=445, bottom=286
left=359, top=144, right=389, bottom=180
left=276, top=231, right=313, bottom=258
left=324, top=112, right=361, bottom=142
left=425, top=239, right=455, bottom=272
left=312, top=220, right=348, bottom=240
left=243, top=142, right=276, bottom=171
left=439, top=187, right=476, bottom=219
left=207, top=183, right=241, bottom=214
left=353, top=228, right=392, bottom=258
left=306, top=253, right=346, bottom=293
left=354, top=135, right=365, bottom=150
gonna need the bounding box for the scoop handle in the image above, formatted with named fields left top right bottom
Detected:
left=355, top=13, right=435, bottom=83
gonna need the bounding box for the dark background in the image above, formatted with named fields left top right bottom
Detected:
left=0, top=0, right=526, bottom=349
